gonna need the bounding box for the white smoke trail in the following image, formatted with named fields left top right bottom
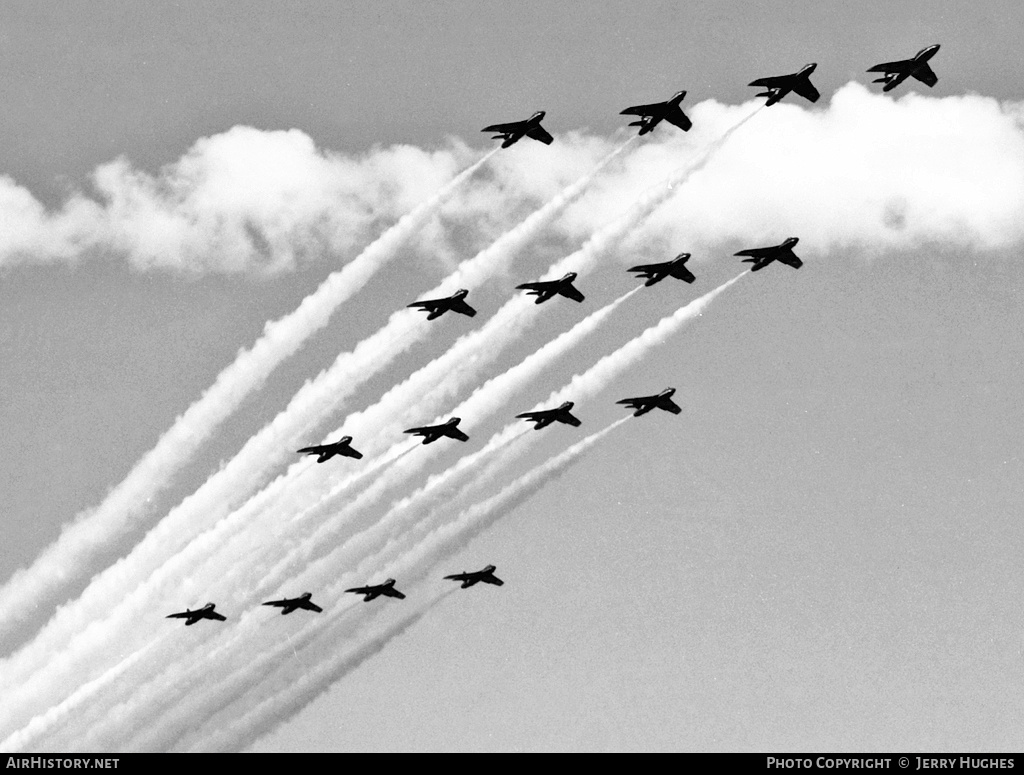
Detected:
left=236, top=286, right=644, bottom=593
left=77, top=275, right=741, bottom=751
left=2, top=285, right=641, bottom=749
left=11, top=84, right=1024, bottom=750
left=186, top=418, right=629, bottom=752
left=0, top=148, right=498, bottom=640
left=0, top=637, right=163, bottom=751
left=269, top=274, right=746, bottom=606
left=0, top=135, right=639, bottom=729
left=202, top=112, right=754, bottom=545
left=2, top=111, right=754, bottom=744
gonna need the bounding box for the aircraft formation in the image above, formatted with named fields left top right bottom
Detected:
left=169, top=46, right=938, bottom=625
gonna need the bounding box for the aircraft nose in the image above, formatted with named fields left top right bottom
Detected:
left=449, top=417, right=461, bottom=424
left=804, top=63, right=817, bottom=73
left=786, top=237, right=800, bottom=246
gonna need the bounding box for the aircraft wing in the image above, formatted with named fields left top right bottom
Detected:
left=166, top=611, right=192, bottom=619
left=629, top=261, right=664, bottom=275
left=558, top=410, right=582, bottom=427
left=912, top=61, right=938, bottom=87
left=558, top=283, right=585, bottom=303
left=657, top=396, right=683, bottom=414
left=748, top=74, right=790, bottom=88
left=616, top=397, right=648, bottom=410
left=619, top=102, right=664, bottom=117
left=404, top=425, right=431, bottom=437
left=381, top=586, right=406, bottom=599
left=444, top=572, right=470, bottom=582
left=879, top=70, right=912, bottom=91
left=867, top=58, right=912, bottom=73
left=664, top=108, right=693, bottom=132
left=204, top=610, right=227, bottom=621
left=525, top=124, right=554, bottom=145
left=482, top=573, right=505, bottom=586
left=671, top=264, right=696, bottom=283
left=776, top=248, right=803, bottom=269
left=407, top=300, right=439, bottom=313
left=516, top=410, right=548, bottom=422
left=791, top=77, right=820, bottom=103
left=481, top=119, right=526, bottom=134
left=516, top=280, right=551, bottom=293
left=444, top=425, right=470, bottom=442
left=300, top=600, right=323, bottom=613
left=262, top=599, right=289, bottom=608
left=297, top=445, right=326, bottom=454
left=734, top=246, right=773, bottom=258
left=449, top=298, right=477, bottom=317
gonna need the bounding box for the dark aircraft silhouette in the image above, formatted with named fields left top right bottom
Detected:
left=482, top=111, right=554, bottom=148
left=749, top=64, right=820, bottom=106
left=444, top=564, right=505, bottom=589
left=404, top=417, right=470, bottom=445
left=629, top=253, right=696, bottom=286
left=734, top=237, right=803, bottom=271
left=516, top=401, right=582, bottom=430
left=617, top=388, right=682, bottom=417
left=345, top=579, right=406, bottom=602
left=166, top=603, right=227, bottom=626
left=867, top=45, right=940, bottom=92
left=516, top=272, right=585, bottom=304
left=296, top=436, right=363, bottom=463
left=619, top=90, right=692, bottom=135
left=261, top=592, right=323, bottom=615
left=408, top=289, right=477, bottom=320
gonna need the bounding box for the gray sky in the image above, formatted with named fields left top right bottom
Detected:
left=1, top=0, right=1023, bottom=752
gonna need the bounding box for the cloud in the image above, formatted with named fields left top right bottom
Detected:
left=0, top=126, right=485, bottom=274
left=7, top=84, right=1024, bottom=750
left=635, top=85, right=1024, bottom=259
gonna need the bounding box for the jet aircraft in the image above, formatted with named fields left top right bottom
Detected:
left=516, top=401, right=582, bottom=430
left=749, top=64, right=820, bottom=106
left=516, top=272, right=585, bottom=304
left=345, top=579, right=406, bottom=602
left=166, top=603, right=227, bottom=626
left=619, top=90, right=692, bottom=135
left=629, top=253, right=696, bottom=286
left=296, top=436, right=363, bottom=463
left=408, top=289, right=477, bottom=320
left=867, top=45, right=940, bottom=92
left=481, top=111, right=554, bottom=148
left=261, top=592, right=323, bottom=615
left=734, top=237, right=803, bottom=271
left=404, top=417, right=470, bottom=445
left=444, top=564, right=505, bottom=589
left=617, top=388, right=683, bottom=417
